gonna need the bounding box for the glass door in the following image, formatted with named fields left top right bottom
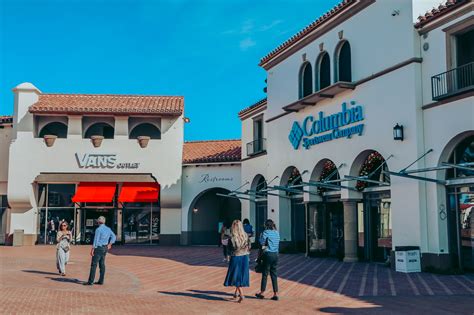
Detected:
left=327, top=202, right=344, bottom=259
left=255, top=201, right=267, bottom=240
left=363, top=192, right=392, bottom=262
left=448, top=186, right=474, bottom=271
left=122, top=202, right=160, bottom=244
left=307, top=203, right=327, bottom=256
left=291, top=197, right=306, bottom=253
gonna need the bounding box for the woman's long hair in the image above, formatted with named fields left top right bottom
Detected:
left=231, top=220, right=248, bottom=249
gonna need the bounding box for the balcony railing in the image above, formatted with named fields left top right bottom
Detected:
left=431, top=62, right=474, bottom=101
left=247, top=138, right=266, bottom=156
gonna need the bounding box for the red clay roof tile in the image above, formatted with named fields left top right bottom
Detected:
left=259, top=0, right=355, bottom=67
left=415, top=0, right=469, bottom=29
left=238, top=98, right=267, bottom=119
left=183, top=139, right=241, bottom=164
left=29, top=93, right=184, bottom=116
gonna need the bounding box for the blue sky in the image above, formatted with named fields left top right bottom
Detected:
left=0, top=0, right=339, bottom=140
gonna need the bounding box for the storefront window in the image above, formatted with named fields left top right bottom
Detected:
left=122, top=202, right=160, bottom=244
left=37, top=184, right=76, bottom=244
left=47, top=184, right=75, bottom=207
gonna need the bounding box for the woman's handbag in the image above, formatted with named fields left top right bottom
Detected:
left=59, top=238, right=70, bottom=253
left=221, top=236, right=229, bottom=246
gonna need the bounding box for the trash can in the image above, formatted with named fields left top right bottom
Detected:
left=13, top=229, right=24, bottom=247
left=395, top=246, right=421, bottom=273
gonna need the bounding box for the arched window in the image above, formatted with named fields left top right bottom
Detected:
left=336, top=41, right=352, bottom=82
left=84, top=122, right=114, bottom=139
left=129, top=123, right=161, bottom=139
left=447, top=135, right=474, bottom=178
left=317, top=52, right=331, bottom=90
left=39, top=122, right=68, bottom=138
left=299, top=62, right=313, bottom=98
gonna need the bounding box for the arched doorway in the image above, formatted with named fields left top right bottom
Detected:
left=188, top=188, right=241, bottom=245
left=443, top=133, right=474, bottom=271
left=307, top=159, right=343, bottom=259
left=351, top=150, right=391, bottom=262
left=280, top=166, right=305, bottom=253
left=250, top=175, right=267, bottom=242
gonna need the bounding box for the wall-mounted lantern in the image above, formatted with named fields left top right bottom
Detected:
left=393, top=124, right=404, bottom=141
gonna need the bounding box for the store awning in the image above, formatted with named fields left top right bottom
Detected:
left=118, top=182, right=160, bottom=203
left=72, top=182, right=117, bottom=203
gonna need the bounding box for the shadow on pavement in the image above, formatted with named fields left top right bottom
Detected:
left=22, top=270, right=59, bottom=276
left=159, top=290, right=229, bottom=301
left=46, top=277, right=84, bottom=285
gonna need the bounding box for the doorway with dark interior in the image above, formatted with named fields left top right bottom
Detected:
left=189, top=188, right=241, bottom=245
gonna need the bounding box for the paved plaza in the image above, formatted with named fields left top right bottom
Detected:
left=1, top=246, right=473, bottom=314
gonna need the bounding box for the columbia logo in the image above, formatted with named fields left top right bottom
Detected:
left=288, top=122, right=304, bottom=150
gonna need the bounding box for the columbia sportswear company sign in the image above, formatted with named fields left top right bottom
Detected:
left=75, top=153, right=140, bottom=169
left=288, top=101, right=365, bottom=150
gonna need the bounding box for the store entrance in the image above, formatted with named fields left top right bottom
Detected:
left=255, top=201, right=267, bottom=241
left=80, top=207, right=116, bottom=245
left=447, top=186, right=474, bottom=272
left=307, top=201, right=343, bottom=259
left=291, top=198, right=306, bottom=253
left=359, top=191, right=392, bottom=262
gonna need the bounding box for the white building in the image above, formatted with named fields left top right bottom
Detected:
left=238, top=0, right=473, bottom=272
left=0, top=84, right=242, bottom=246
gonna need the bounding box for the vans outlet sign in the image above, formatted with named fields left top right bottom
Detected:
left=75, top=153, right=140, bottom=169
left=288, top=101, right=365, bottom=150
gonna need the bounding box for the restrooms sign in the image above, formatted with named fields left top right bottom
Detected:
left=288, top=101, right=365, bottom=150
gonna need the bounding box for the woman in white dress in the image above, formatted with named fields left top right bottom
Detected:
left=56, top=221, right=72, bottom=276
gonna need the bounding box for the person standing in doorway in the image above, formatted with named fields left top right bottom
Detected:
left=84, top=216, right=116, bottom=286
left=56, top=221, right=72, bottom=276
left=220, top=221, right=231, bottom=263
left=255, top=219, right=280, bottom=301
left=223, top=220, right=250, bottom=303
left=243, top=218, right=254, bottom=245
left=47, top=219, right=56, bottom=244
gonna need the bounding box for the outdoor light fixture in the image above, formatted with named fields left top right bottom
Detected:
left=393, top=124, right=404, bottom=141
left=183, top=117, right=191, bottom=123
left=193, top=208, right=198, bottom=213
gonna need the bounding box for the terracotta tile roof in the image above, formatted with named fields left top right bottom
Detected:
left=0, top=116, right=13, bottom=124
left=238, top=98, right=267, bottom=119
left=183, top=139, right=241, bottom=164
left=415, top=0, right=469, bottom=28
left=259, top=0, right=356, bottom=67
left=29, top=93, right=184, bottom=116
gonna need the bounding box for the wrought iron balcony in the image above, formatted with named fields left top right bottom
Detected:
left=247, top=138, right=266, bottom=156
left=431, top=62, right=474, bottom=101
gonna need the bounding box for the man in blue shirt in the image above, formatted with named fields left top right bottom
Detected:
left=84, top=216, right=116, bottom=285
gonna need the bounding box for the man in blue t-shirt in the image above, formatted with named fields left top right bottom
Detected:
left=84, top=216, right=116, bottom=286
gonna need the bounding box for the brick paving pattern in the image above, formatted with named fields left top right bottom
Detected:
left=1, top=246, right=473, bottom=314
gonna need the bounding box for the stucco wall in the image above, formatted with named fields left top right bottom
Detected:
left=266, top=0, right=419, bottom=119
left=181, top=164, right=241, bottom=233
left=7, top=85, right=183, bottom=238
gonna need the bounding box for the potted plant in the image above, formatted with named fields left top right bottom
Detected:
left=43, top=135, right=57, bottom=147
left=90, top=135, right=104, bottom=148
left=137, top=136, right=150, bottom=148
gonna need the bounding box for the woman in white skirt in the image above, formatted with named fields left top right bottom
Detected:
left=56, top=221, right=72, bottom=276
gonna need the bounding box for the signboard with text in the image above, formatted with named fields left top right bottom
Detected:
left=288, top=100, right=365, bottom=150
